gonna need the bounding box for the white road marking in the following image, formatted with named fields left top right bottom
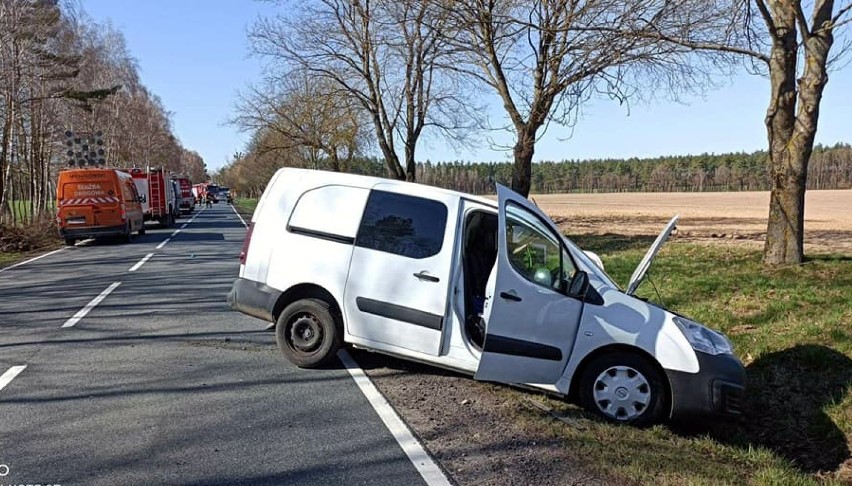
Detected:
left=339, top=350, right=451, bottom=486
left=129, top=253, right=154, bottom=272
left=0, top=249, right=64, bottom=274
left=171, top=229, right=181, bottom=237
left=230, top=204, right=248, bottom=228
left=0, top=365, right=27, bottom=393
left=156, top=238, right=171, bottom=250
left=181, top=223, right=188, bottom=229
left=61, top=282, right=122, bottom=328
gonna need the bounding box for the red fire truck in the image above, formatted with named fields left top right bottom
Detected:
left=172, top=175, right=195, bottom=214
left=121, top=167, right=178, bottom=228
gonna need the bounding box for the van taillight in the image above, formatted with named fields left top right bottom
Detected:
left=240, top=222, right=254, bottom=265
left=120, top=203, right=127, bottom=221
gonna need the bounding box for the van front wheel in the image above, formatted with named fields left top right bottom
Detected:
left=578, top=353, right=667, bottom=427
left=276, top=298, right=341, bottom=368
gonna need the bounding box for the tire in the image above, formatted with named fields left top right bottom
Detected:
left=138, top=225, right=146, bottom=236
left=123, top=224, right=133, bottom=243
left=64, top=238, right=75, bottom=246
left=275, top=298, right=342, bottom=368
left=578, top=352, right=667, bottom=426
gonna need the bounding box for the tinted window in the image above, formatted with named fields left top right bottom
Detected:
left=356, top=190, right=447, bottom=259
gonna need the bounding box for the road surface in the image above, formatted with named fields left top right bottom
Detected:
left=0, top=203, right=437, bottom=486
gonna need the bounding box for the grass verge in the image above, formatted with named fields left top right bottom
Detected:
left=554, top=235, right=852, bottom=484
left=233, top=198, right=258, bottom=219
left=0, top=218, right=61, bottom=269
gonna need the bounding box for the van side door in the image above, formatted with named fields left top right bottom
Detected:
left=474, top=185, right=584, bottom=386
left=343, top=184, right=459, bottom=356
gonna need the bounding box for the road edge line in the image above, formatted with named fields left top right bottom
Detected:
left=0, top=365, right=27, bottom=393
left=61, top=281, right=122, bottom=328
left=0, top=248, right=64, bottom=274
left=339, top=349, right=451, bottom=486
left=230, top=204, right=248, bottom=228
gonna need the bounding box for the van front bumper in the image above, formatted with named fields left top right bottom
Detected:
left=60, top=224, right=126, bottom=239
left=666, top=351, right=746, bottom=420
left=228, top=277, right=281, bottom=324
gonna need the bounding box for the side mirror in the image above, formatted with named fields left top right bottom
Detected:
left=138, top=195, right=147, bottom=203
left=568, top=271, right=589, bottom=299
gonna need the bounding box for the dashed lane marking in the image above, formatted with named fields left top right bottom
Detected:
left=129, top=253, right=154, bottom=272
left=0, top=365, right=27, bottom=393
left=61, top=282, right=122, bottom=328
left=339, top=350, right=451, bottom=486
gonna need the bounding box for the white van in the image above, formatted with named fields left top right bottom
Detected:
left=229, top=168, right=745, bottom=425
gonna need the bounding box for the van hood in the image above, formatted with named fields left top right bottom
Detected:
left=626, top=215, right=679, bottom=296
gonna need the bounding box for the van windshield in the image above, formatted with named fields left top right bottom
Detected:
left=561, top=235, right=619, bottom=289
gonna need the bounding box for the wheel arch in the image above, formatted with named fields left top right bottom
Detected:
left=272, top=283, right=343, bottom=328
left=568, top=343, right=672, bottom=417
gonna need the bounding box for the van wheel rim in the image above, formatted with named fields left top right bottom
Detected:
left=289, top=314, right=322, bottom=352
left=592, top=365, right=651, bottom=421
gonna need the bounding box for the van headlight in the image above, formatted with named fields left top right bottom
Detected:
left=673, top=316, right=734, bottom=356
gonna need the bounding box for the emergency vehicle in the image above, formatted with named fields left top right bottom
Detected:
left=57, top=168, right=144, bottom=245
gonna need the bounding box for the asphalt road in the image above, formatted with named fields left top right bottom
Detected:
left=0, top=203, right=430, bottom=486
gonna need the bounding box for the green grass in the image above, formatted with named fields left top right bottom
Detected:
left=543, top=235, right=852, bottom=484
left=0, top=251, right=25, bottom=268
left=8, top=200, right=55, bottom=223
left=233, top=198, right=258, bottom=217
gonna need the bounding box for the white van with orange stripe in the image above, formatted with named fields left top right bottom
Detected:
left=57, top=168, right=145, bottom=246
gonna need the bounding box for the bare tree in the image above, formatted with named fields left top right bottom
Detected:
left=442, top=0, right=732, bottom=197
left=249, top=0, right=479, bottom=181
left=233, top=72, right=368, bottom=172
left=633, top=0, right=852, bottom=264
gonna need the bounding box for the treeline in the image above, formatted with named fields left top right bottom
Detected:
left=0, top=0, right=206, bottom=226
left=221, top=143, right=852, bottom=197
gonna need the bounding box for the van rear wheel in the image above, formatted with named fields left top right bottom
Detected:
left=64, top=238, right=75, bottom=246
left=275, top=298, right=342, bottom=368
left=578, top=353, right=667, bottom=426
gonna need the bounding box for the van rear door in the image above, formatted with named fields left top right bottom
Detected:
left=474, top=185, right=584, bottom=386
left=343, top=184, right=459, bottom=356
left=59, top=172, right=121, bottom=227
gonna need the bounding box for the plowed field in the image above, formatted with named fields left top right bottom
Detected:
left=532, top=189, right=851, bottom=253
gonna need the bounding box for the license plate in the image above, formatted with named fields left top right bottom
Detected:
left=67, top=217, right=86, bottom=225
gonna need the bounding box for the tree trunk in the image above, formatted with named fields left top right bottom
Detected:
left=762, top=1, right=834, bottom=265
left=404, top=140, right=416, bottom=182
left=511, top=128, right=535, bottom=197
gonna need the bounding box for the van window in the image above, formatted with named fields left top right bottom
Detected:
left=505, top=202, right=576, bottom=291
left=355, top=190, right=447, bottom=259
left=288, top=185, right=370, bottom=240
left=122, top=181, right=137, bottom=202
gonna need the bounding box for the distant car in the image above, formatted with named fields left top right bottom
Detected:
left=219, top=187, right=232, bottom=203
left=229, top=168, right=746, bottom=426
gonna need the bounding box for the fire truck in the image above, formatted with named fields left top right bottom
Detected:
left=172, top=175, right=195, bottom=214
left=121, top=167, right=178, bottom=228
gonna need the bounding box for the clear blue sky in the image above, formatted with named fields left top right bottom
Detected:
left=81, top=1, right=851, bottom=172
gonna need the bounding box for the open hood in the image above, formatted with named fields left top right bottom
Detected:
left=626, top=215, right=679, bottom=296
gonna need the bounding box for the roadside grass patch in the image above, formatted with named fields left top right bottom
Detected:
left=0, top=218, right=60, bottom=267
left=556, top=235, right=852, bottom=484
left=233, top=198, right=258, bottom=217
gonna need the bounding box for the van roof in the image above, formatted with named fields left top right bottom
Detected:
left=275, top=168, right=497, bottom=208
left=59, top=168, right=127, bottom=180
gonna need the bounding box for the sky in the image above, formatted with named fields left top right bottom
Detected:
left=81, top=1, right=852, bottom=172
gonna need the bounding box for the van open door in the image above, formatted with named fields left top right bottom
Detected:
left=474, top=185, right=584, bottom=386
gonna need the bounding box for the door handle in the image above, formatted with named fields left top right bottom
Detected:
left=413, top=271, right=440, bottom=283
left=499, top=291, right=522, bottom=302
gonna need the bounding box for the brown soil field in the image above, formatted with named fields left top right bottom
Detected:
left=531, top=189, right=852, bottom=254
